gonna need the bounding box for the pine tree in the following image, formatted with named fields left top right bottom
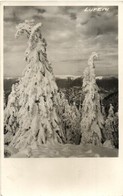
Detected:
left=57, top=91, right=81, bottom=144
left=81, top=52, right=104, bottom=146
left=4, top=20, right=66, bottom=150
left=103, top=104, right=117, bottom=148
left=4, top=84, right=19, bottom=144
left=104, top=104, right=114, bottom=139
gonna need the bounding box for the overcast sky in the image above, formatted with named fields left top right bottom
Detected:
left=4, top=6, right=118, bottom=77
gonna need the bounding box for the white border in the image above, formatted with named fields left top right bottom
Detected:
left=1, top=2, right=123, bottom=196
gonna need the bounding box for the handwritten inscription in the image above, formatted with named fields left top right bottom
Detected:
left=84, top=7, right=109, bottom=12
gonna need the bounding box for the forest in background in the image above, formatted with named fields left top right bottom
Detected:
left=4, top=76, right=118, bottom=115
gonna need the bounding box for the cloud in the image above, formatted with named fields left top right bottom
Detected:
left=4, top=6, right=46, bottom=24
left=4, top=6, right=118, bottom=77
left=76, top=6, right=118, bottom=37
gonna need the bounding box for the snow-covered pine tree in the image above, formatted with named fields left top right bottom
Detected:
left=57, top=91, right=81, bottom=144
left=4, top=20, right=66, bottom=150
left=81, top=52, right=104, bottom=146
left=104, top=104, right=114, bottom=140
left=4, top=83, right=19, bottom=144
left=103, top=104, right=117, bottom=148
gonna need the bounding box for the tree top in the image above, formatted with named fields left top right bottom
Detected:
left=88, top=52, right=98, bottom=68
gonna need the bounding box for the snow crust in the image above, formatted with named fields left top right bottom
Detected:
left=10, top=143, right=118, bottom=158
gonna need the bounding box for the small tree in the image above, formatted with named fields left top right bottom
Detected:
left=103, top=104, right=118, bottom=148
left=104, top=104, right=114, bottom=139
left=57, top=91, right=81, bottom=144
left=4, top=84, right=19, bottom=144
left=81, top=52, right=104, bottom=146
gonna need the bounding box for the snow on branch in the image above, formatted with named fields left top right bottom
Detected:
left=88, top=52, right=98, bottom=68
left=29, top=23, right=42, bottom=44
left=15, top=20, right=35, bottom=39
left=15, top=20, right=46, bottom=63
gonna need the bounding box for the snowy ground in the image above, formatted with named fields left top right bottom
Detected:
left=5, top=143, right=118, bottom=158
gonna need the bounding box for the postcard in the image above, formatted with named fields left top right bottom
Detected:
left=1, top=1, right=123, bottom=196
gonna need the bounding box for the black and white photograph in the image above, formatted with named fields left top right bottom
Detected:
left=4, top=5, right=118, bottom=158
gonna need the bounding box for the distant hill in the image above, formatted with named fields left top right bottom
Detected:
left=4, top=78, right=19, bottom=105
left=4, top=75, right=118, bottom=90
left=4, top=75, right=118, bottom=105
left=96, top=77, right=118, bottom=92
left=55, top=75, right=118, bottom=91
left=4, top=78, right=19, bottom=92
left=55, top=75, right=82, bottom=88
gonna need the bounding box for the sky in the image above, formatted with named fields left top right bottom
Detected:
left=4, top=6, right=118, bottom=77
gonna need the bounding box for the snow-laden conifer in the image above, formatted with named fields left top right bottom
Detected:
left=81, top=52, right=104, bottom=145
left=57, top=91, right=81, bottom=144
left=103, top=104, right=118, bottom=148
left=4, top=20, right=66, bottom=149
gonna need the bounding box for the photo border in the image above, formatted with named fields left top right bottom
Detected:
left=1, top=1, right=123, bottom=196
